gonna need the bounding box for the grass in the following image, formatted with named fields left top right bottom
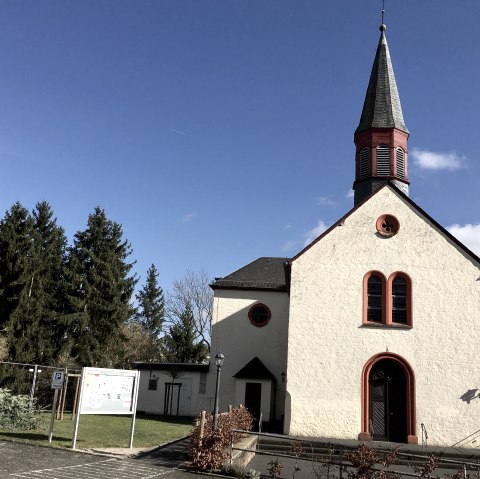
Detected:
left=0, top=413, right=193, bottom=449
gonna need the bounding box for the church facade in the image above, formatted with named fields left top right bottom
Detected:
left=210, top=22, right=480, bottom=446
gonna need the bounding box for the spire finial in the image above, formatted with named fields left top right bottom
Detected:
left=380, top=0, right=386, bottom=32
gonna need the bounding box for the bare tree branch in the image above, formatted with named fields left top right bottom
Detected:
left=166, top=269, right=213, bottom=350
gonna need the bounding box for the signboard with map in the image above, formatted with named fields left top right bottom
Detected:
left=72, top=367, right=140, bottom=449
left=79, top=368, right=137, bottom=415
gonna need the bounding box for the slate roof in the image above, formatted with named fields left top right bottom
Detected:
left=211, top=257, right=290, bottom=291
left=356, top=24, right=409, bottom=134
left=233, top=357, right=276, bottom=380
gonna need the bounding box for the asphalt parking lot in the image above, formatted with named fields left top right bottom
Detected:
left=0, top=439, right=195, bottom=478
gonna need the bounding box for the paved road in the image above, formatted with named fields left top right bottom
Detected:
left=0, top=438, right=193, bottom=478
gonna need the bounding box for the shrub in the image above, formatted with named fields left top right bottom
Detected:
left=222, top=463, right=248, bottom=478
left=221, top=464, right=261, bottom=479
left=267, top=459, right=284, bottom=479
left=190, top=405, right=254, bottom=471
left=0, top=388, right=41, bottom=430
left=346, top=444, right=399, bottom=479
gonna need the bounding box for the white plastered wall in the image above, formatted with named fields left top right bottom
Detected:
left=286, top=186, right=480, bottom=446
left=210, top=289, right=289, bottom=420
left=136, top=369, right=213, bottom=416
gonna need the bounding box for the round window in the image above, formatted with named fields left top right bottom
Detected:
left=376, top=214, right=400, bottom=237
left=248, top=303, right=271, bottom=327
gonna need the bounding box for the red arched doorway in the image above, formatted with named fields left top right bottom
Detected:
left=359, top=353, right=417, bottom=444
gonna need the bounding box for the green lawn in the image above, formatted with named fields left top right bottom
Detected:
left=0, top=413, right=193, bottom=449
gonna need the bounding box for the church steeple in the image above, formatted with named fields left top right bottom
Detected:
left=353, top=22, right=410, bottom=206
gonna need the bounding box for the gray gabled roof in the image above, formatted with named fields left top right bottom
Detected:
left=233, top=357, right=276, bottom=380
left=211, top=257, right=290, bottom=291
left=356, top=24, right=409, bottom=134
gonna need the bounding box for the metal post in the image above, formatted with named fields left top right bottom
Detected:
left=30, top=365, right=38, bottom=402
left=339, top=447, right=343, bottom=479
left=48, top=389, right=59, bottom=443
left=213, top=364, right=221, bottom=430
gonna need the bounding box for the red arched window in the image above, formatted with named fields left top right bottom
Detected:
left=363, top=272, right=386, bottom=324
left=387, top=272, right=413, bottom=326
left=363, top=271, right=412, bottom=327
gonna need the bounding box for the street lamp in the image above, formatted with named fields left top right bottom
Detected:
left=213, top=351, right=225, bottom=431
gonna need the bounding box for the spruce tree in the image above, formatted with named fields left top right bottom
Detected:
left=66, top=207, right=137, bottom=367
left=30, top=202, right=69, bottom=364
left=0, top=203, right=36, bottom=362
left=135, top=264, right=164, bottom=337
left=162, top=305, right=208, bottom=363
left=0, top=202, right=69, bottom=364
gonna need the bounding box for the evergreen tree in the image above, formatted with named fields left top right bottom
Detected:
left=162, top=304, right=208, bottom=363
left=0, top=202, right=69, bottom=364
left=29, top=202, right=69, bottom=363
left=66, top=207, right=137, bottom=367
left=135, top=264, right=164, bottom=337
left=0, top=203, right=36, bottom=362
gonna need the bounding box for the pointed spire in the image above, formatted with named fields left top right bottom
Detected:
left=355, top=23, right=408, bottom=134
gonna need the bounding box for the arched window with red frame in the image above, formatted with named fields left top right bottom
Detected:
left=363, top=271, right=386, bottom=324
left=388, top=272, right=412, bottom=326
left=363, top=271, right=412, bottom=327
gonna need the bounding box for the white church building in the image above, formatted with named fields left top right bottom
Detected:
left=209, top=21, right=480, bottom=446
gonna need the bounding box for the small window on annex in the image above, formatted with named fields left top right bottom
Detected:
left=248, top=303, right=271, bottom=327
left=148, top=378, right=158, bottom=391
left=198, top=372, right=207, bottom=395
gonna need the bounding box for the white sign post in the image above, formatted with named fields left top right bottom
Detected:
left=48, top=371, right=65, bottom=443
left=72, top=367, right=139, bottom=450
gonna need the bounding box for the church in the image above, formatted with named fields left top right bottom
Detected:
left=209, top=20, right=480, bottom=446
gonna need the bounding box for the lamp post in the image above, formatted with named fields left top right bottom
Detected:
left=213, top=351, right=225, bottom=431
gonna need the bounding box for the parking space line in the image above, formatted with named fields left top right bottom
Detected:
left=10, top=458, right=171, bottom=479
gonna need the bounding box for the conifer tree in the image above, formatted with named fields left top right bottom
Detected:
left=162, top=304, right=208, bottom=363
left=135, top=264, right=164, bottom=337
left=0, top=202, right=69, bottom=363
left=0, top=203, right=36, bottom=362
left=29, top=202, right=69, bottom=363
left=66, top=207, right=137, bottom=367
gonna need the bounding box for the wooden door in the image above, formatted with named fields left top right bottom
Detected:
left=245, top=382, right=262, bottom=430
left=369, top=360, right=407, bottom=442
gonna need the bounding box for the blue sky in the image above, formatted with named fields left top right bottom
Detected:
left=0, top=1, right=479, bottom=293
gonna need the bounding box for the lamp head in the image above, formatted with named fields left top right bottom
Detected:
left=215, top=352, right=225, bottom=367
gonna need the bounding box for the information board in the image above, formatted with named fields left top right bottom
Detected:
left=72, top=367, right=140, bottom=450
left=79, top=368, right=137, bottom=415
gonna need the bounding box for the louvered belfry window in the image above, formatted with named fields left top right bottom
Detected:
left=376, top=145, right=391, bottom=176
left=359, top=147, right=370, bottom=179
left=396, top=148, right=405, bottom=179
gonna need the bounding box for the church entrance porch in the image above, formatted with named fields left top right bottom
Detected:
left=360, top=353, right=418, bottom=444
